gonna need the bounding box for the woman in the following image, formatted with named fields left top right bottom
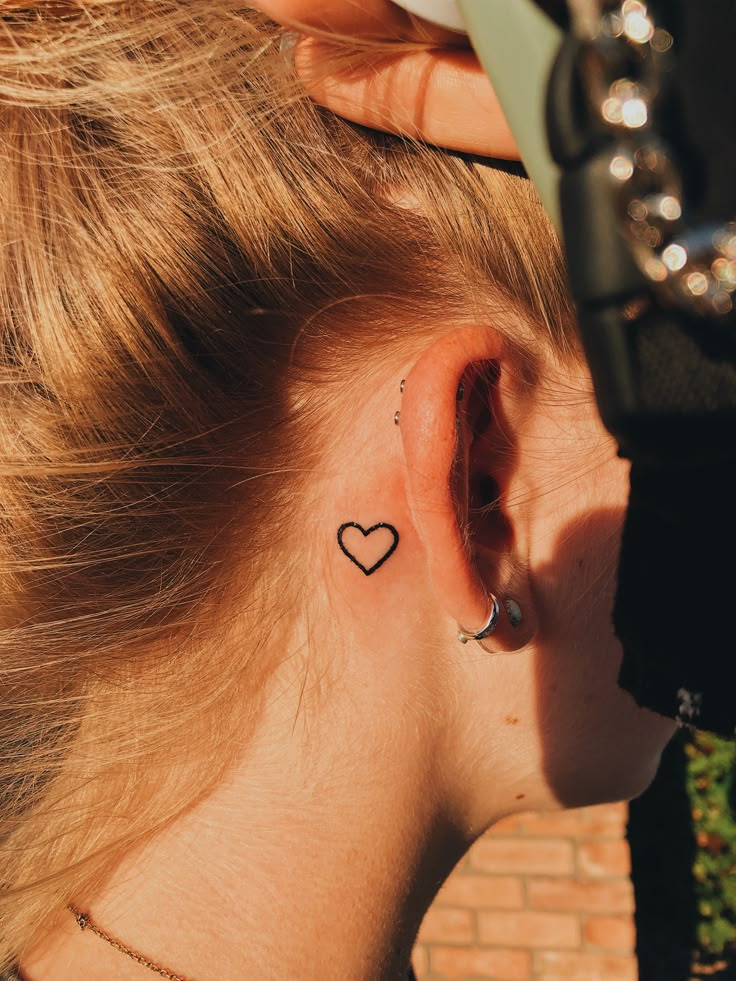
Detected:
left=0, top=2, right=674, bottom=978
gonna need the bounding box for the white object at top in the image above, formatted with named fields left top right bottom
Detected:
left=390, top=0, right=468, bottom=33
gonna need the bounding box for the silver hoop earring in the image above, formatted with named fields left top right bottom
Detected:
left=457, top=595, right=500, bottom=644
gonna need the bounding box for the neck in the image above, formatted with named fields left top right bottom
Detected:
left=20, top=651, right=468, bottom=981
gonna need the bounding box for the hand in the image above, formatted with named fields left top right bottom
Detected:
left=253, top=0, right=520, bottom=159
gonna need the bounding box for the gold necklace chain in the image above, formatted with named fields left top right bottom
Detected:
left=67, top=905, right=191, bottom=981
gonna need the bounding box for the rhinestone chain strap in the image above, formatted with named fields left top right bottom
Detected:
left=578, top=1, right=736, bottom=317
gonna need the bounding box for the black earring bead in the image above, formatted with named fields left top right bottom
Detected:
left=504, top=599, right=523, bottom=627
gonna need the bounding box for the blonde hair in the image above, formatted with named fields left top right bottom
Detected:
left=0, top=0, right=576, bottom=967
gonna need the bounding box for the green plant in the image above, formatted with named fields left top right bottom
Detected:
left=686, top=730, right=736, bottom=974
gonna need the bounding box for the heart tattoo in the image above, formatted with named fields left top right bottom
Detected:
left=337, top=522, right=399, bottom=576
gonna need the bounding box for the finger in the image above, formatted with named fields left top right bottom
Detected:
left=295, top=39, right=520, bottom=160
left=251, top=0, right=464, bottom=45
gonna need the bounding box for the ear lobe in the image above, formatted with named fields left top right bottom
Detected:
left=399, top=326, right=533, bottom=652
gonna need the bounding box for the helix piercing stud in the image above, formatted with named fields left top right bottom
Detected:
left=394, top=411, right=400, bottom=426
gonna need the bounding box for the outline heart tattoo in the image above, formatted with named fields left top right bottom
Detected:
left=337, top=522, right=399, bottom=576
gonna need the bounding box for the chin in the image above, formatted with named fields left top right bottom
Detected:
left=618, top=710, right=679, bottom=802
left=616, top=698, right=679, bottom=793
left=548, top=704, right=678, bottom=810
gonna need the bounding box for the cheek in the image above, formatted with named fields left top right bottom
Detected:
left=535, top=625, right=675, bottom=808
left=533, top=506, right=675, bottom=808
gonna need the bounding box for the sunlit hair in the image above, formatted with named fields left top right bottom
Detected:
left=0, top=0, right=577, bottom=967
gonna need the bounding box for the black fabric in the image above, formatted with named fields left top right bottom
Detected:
left=610, top=261, right=736, bottom=742
left=615, top=454, right=736, bottom=736
left=601, top=293, right=736, bottom=740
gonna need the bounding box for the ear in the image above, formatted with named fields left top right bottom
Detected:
left=399, top=324, right=536, bottom=652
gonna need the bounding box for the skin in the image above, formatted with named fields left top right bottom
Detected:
left=20, top=318, right=675, bottom=980
left=252, top=0, right=520, bottom=158
left=19, top=12, right=674, bottom=979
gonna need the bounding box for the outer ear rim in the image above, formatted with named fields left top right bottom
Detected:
left=399, top=326, right=506, bottom=635
left=399, top=321, right=538, bottom=653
